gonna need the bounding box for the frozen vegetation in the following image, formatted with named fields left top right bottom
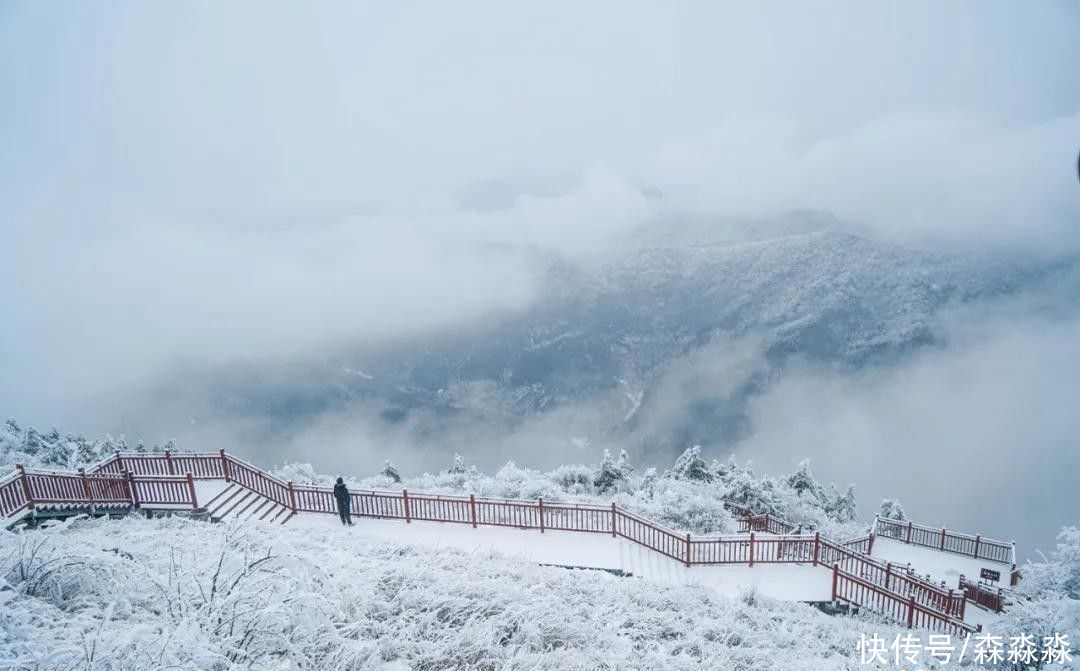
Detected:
left=277, top=449, right=865, bottom=540
left=4, top=419, right=1078, bottom=669
left=2, top=515, right=908, bottom=671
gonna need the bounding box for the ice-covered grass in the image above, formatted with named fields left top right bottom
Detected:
left=1, top=515, right=906, bottom=671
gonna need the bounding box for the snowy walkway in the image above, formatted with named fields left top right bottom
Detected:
left=292, top=514, right=834, bottom=602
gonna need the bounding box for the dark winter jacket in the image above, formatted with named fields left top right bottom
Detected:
left=333, top=481, right=350, bottom=508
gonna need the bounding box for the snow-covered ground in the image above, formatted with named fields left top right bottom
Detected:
left=870, top=536, right=1010, bottom=590
left=1, top=515, right=909, bottom=670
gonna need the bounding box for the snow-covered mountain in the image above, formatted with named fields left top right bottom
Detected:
left=158, top=213, right=1077, bottom=459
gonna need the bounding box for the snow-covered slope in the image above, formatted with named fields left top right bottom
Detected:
left=1, top=515, right=907, bottom=670
left=143, top=213, right=1076, bottom=459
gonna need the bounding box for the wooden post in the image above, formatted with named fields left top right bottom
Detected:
left=748, top=532, right=755, bottom=567
left=186, top=472, right=198, bottom=507
left=812, top=531, right=820, bottom=566
left=867, top=532, right=875, bottom=555
left=831, top=563, right=839, bottom=601
left=15, top=464, right=33, bottom=510
left=940, top=527, right=946, bottom=551
left=403, top=489, right=411, bottom=523
left=973, top=535, right=981, bottom=559
left=220, top=449, right=230, bottom=482
left=538, top=497, right=545, bottom=533
left=126, top=471, right=140, bottom=507
left=906, top=595, right=916, bottom=628
left=284, top=481, right=297, bottom=513
left=684, top=532, right=691, bottom=567
left=469, top=494, right=477, bottom=528
left=114, top=448, right=123, bottom=474
left=78, top=467, right=91, bottom=502
left=165, top=449, right=174, bottom=475
left=611, top=502, right=617, bottom=538
left=885, top=563, right=892, bottom=590
left=906, top=521, right=913, bottom=544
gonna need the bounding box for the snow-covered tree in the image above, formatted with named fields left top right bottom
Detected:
left=447, top=453, right=468, bottom=475
left=381, top=460, right=401, bottom=483
left=39, top=430, right=72, bottom=467
left=785, top=459, right=824, bottom=499
left=999, top=527, right=1080, bottom=664
left=878, top=498, right=906, bottom=521
left=824, top=484, right=857, bottom=523
left=73, top=435, right=98, bottom=465
left=593, top=449, right=628, bottom=494
left=640, top=467, right=658, bottom=497
left=22, top=427, right=45, bottom=456
left=666, top=445, right=713, bottom=483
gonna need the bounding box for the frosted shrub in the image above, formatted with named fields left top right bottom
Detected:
left=548, top=464, right=595, bottom=495
left=626, top=480, right=737, bottom=534
left=274, top=461, right=331, bottom=486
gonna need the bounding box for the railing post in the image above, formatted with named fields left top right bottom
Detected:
left=940, top=527, right=946, bottom=551
left=885, top=563, right=892, bottom=590
left=165, top=449, right=174, bottom=475
left=684, top=532, right=691, bottom=567
left=78, top=467, right=91, bottom=502
left=906, top=595, right=916, bottom=628
left=114, top=448, right=123, bottom=474
left=126, top=471, right=140, bottom=507
left=813, top=531, right=820, bottom=566
left=186, top=472, right=198, bottom=507
left=15, top=464, right=33, bottom=510
left=469, top=494, right=477, bottom=528
left=287, top=481, right=297, bottom=514
left=867, top=532, right=875, bottom=555
left=906, top=521, right=913, bottom=544
left=748, top=532, right=755, bottom=567
left=611, top=502, right=617, bottom=538
left=973, top=535, right=981, bottom=559
left=220, top=449, right=230, bottom=482
left=831, top=563, right=839, bottom=601
left=403, top=489, right=411, bottom=523
left=538, top=497, right=544, bottom=533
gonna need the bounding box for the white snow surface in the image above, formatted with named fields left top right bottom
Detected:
left=0, top=515, right=910, bottom=670
left=294, top=514, right=833, bottom=602
left=870, top=536, right=1011, bottom=589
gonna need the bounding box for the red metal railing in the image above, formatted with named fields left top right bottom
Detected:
left=2, top=451, right=994, bottom=633
left=0, top=471, right=30, bottom=518
left=840, top=535, right=871, bottom=554
left=129, top=474, right=199, bottom=506
left=831, top=565, right=976, bottom=637
left=874, top=517, right=1014, bottom=565
left=959, top=576, right=1006, bottom=613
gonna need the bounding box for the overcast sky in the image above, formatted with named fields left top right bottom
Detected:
left=2, top=2, right=1080, bottom=552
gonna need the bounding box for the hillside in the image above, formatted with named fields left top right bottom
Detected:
left=1, top=515, right=908, bottom=671
left=144, top=213, right=1076, bottom=460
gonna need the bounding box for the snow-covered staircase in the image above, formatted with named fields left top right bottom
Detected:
left=204, top=483, right=292, bottom=524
